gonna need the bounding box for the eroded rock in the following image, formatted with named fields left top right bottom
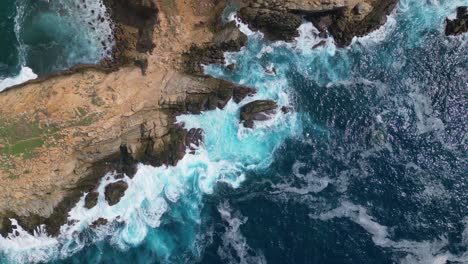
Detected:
left=240, top=100, right=278, bottom=128
left=446, top=6, right=468, bottom=36
left=184, top=21, right=247, bottom=74
left=104, top=181, right=129, bottom=206
left=237, top=0, right=399, bottom=47
left=84, top=191, right=99, bottom=209
left=90, top=218, right=108, bottom=228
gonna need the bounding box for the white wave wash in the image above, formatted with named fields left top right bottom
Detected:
left=313, top=201, right=468, bottom=264
left=0, top=0, right=114, bottom=92
left=0, top=16, right=302, bottom=264
left=0, top=0, right=39, bottom=91
left=0, top=67, right=37, bottom=92
left=217, top=201, right=267, bottom=264
left=1, top=0, right=465, bottom=262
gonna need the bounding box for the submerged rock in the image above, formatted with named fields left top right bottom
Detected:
left=104, top=181, right=128, bottom=206
left=446, top=6, right=468, bottom=36
left=240, top=100, right=278, bottom=128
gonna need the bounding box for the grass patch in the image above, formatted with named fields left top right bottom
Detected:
left=0, top=117, right=61, bottom=166
left=91, top=96, right=105, bottom=107
left=72, top=113, right=99, bottom=127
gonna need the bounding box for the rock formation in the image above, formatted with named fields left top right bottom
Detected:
left=446, top=6, right=468, bottom=36
left=237, top=0, right=399, bottom=46
left=0, top=0, right=253, bottom=237
left=240, top=100, right=278, bottom=128
left=104, top=181, right=129, bottom=206
left=0, top=0, right=399, bottom=237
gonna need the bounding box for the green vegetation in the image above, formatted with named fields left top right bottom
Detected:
left=0, top=118, right=60, bottom=160
left=91, top=96, right=105, bottom=107
left=72, top=113, right=99, bottom=127
left=0, top=117, right=62, bottom=177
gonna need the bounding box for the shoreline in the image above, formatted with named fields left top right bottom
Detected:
left=0, top=0, right=406, bottom=239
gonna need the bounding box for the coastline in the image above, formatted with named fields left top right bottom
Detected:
left=0, top=0, right=405, bottom=239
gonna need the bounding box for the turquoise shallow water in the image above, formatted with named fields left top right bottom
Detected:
left=0, top=0, right=467, bottom=263
left=0, top=0, right=113, bottom=90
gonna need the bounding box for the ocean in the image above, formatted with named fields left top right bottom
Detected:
left=0, top=0, right=113, bottom=91
left=0, top=0, right=467, bottom=263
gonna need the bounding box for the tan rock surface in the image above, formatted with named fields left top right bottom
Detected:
left=0, top=0, right=238, bottom=234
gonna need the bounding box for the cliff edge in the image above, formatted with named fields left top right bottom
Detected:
left=0, top=0, right=400, bottom=236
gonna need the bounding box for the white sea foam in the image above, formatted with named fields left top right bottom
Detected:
left=217, top=202, right=267, bottom=264
left=314, top=201, right=468, bottom=264
left=0, top=0, right=115, bottom=92
left=351, top=15, right=398, bottom=47
left=270, top=161, right=332, bottom=195
left=0, top=67, right=37, bottom=92
left=0, top=33, right=301, bottom=262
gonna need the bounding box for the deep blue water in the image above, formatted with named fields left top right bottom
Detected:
left=0, top=0, right=113, bottom=91
left=0, top=0, right=467, bottom=263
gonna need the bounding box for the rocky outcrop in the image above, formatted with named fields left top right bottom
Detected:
left=446, top=7, right=468, bottom=36
left=238, top=6, right=303, bottom=40
left=184, top=21, right=248, bottom=74
left=84, top=191, right=99, bottom=209
left=237, top=0, right=399, bottom=46
left=240, top=100, right=278, bottom=128
left=103, top=0, right=159, bottom=68
left=0, top=0, right=395, bottom=239
left=0, top=0, right=258, bottom=237
left=104, top=181, right=128, bottom=206
left=90, top=218, right=108, bottom=228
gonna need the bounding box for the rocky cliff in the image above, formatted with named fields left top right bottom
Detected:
left=0, top=0, right=399, bottom=237
left=237, top=0, right=399, bottom=46
left=0, top=0, right=254, bottom=236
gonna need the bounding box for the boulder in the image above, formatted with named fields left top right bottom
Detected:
left=84, top=191, right=99, bottom=209
left=104, top=181, right=128, bottom=206
left=446, top=6, right=468, bottom=36
left=90, top=218, right=108, bottom=228
left=240, top=100, right=278, bottom=128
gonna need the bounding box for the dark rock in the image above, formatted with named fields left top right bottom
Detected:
left=312, top=40, right=327, bottom=49
left=232, top=85, right=256, bottom=104
left=213, top=21, right=248, bottom=51
left=240, top=100, right=278, bottom=128
left=238, top=7, right=303, bottom=41
left=326, top=0, right=399, bottom=47
left=238, top=0, right=399, bottom=47
left=84, top=191, right=99, bottom=209
left=90, top=218, right=108, bottom=228
left=445, top=6, right=468, bottom=36
left=104, top=181, right=128, bottom=206
left=183, top=44, right=226, bottom=74
left=226, top=63, right=236, bottom=71
left=102, top=0, right=158, bottom=66
left=185, top=128, right=204, bottom=154
left=183, top=21, right=247, bottom=74
left=281, top=105, right=293, bottom=113
left=134, top=58, right=149, bottom=75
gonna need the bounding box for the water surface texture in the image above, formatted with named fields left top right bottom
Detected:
left=0, top=0, right=467, bottom=263
left=0, top=0, right=113, bottom=91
